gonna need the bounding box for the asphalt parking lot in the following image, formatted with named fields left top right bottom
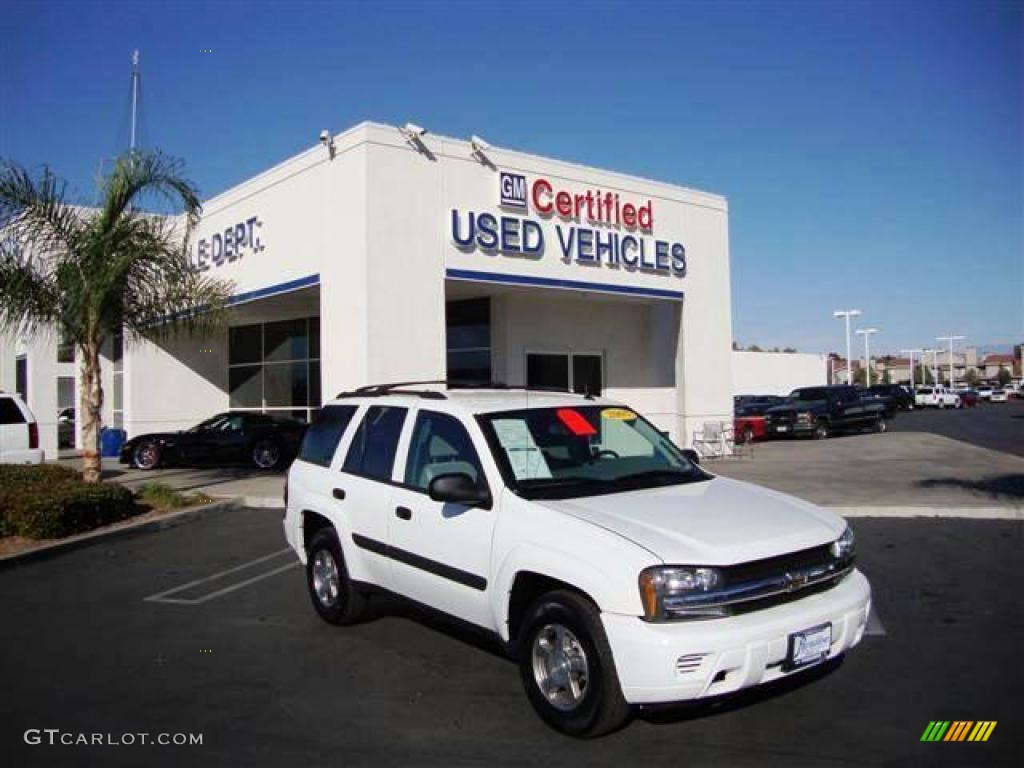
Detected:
left=891, top=400, right=1024, bottom=457
left=1, top=505, right=1020, bottom=767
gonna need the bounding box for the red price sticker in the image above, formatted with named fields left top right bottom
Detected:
left=557, top=409, right=597, bottom=436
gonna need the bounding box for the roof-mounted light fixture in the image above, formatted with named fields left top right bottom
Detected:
left=399, top=122, right=430, bottom=154
left=319, top=129, right=336, bottom=160
left=469, top=134, right=492, bottom=163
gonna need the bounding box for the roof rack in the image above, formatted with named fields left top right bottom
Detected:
left=334, top=380, right=595, bottom=401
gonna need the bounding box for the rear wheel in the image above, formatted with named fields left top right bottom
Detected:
left=742, top=426, right=755, bottom=444
left=874, top=416, right=888, bottom=433
left=252, top=440, right=281, bottom=469
left=306, top=529, right=365, bottom=625
left=518, top=590, right=630, bottom=738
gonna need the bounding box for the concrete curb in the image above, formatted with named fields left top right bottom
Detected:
left=829, top=506, right=1023, bottom=520
left=0, top=499, right=240, bottom=571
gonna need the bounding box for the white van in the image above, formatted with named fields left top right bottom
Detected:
left=0, top=392, right=44, bottom=464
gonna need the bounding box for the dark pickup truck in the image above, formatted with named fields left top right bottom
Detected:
left=763, top=385, right=890, bottom=439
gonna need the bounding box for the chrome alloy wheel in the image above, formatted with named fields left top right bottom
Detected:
left=253, top=442, right=280, bottom=469
left=311, top=549, right=341, bottom=608
left=134, top=443, right=158, bottom=469
left=531, top=623, right=590, bottom=711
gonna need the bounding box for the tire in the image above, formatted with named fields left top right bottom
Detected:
left=306, top=528, right=365, bottom=626
left=874, top=416, right=888, bottom=433
left=743, top=426, right=755, bottom=444
left=251, top=439, right=281, bottom=470
left=518, top=590, right=630, bottom=738
left=813, top=420, right=830, bottom=440
left=132, top=441, right=161, bottom=470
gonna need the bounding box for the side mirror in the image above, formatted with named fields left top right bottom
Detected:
left=682, top=449, right=700, bottom=465
left=427, top=473, right=491, bottom=508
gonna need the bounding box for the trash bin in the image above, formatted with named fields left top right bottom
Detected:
left=100, top=428, right=127, bottom=458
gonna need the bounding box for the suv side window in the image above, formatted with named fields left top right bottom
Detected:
left=404, top=411, right=485, bottom=490
left=0, top=397, right=25, bottom=424
left=298, top=405, right=358, bottom=467
left=343, top=406, right=408, bottom=481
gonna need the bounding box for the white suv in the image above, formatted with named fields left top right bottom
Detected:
left=0, top=391, right=44, bottom=464
left=284, top=384, right=871, bottom=737
left=914, top=387, right=961, bottom=409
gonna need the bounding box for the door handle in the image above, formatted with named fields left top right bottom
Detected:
left=395, top=506, right=412, bottom=520
left=332, top=488, right=346, bottom=500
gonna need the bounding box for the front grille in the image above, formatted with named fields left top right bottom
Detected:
left=662, top=543, right=854, bottom=619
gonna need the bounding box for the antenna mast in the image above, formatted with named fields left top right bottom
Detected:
left=129, top=49, right=140, bottom=151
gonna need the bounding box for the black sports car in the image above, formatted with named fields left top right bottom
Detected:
left=119, top=412, right=307, bottom=470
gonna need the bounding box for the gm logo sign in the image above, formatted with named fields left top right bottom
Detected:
left=500, top=172, right=527, bottom=209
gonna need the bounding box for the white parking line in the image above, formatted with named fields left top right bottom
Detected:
left=145, top=548, right=298, bottom=605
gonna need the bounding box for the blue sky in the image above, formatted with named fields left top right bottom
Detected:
left=2, top=0, right=1020, bottom=355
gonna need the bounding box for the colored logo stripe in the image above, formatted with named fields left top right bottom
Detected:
left=921, top=721, right=950, bottom=741
left=920, top=720, right=996, bottom=742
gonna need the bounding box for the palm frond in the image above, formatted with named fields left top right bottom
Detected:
left=97, top=152, right=202, bottom=236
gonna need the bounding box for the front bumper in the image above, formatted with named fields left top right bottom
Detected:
left=765, top=420, right=813, bottom=436
left=601, top=568, right=871, bottom=704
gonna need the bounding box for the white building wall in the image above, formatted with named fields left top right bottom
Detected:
left=732, top=350, right=827, bottom=397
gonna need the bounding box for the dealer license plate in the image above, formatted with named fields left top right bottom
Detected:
left=775, top=425, right=788, bottom=432
left=786, top=623, right=832, bottom=669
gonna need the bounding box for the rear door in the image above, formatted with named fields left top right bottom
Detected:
left=337, top=405, right=408, bottom=589
left=387, top=409, right=497, bottom=627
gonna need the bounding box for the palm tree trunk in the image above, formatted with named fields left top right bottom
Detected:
left=79, top=339, right=104, bottom=483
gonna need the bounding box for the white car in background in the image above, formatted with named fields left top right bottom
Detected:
left=976, top=386, right=994, bottom=401
left=0, top=391, right=44, bottom=464
left=914, top=387, right=961, bottom=409
left=990, top=389, right=1008, bottom=403
left=284, top=384, right=871, bottom=737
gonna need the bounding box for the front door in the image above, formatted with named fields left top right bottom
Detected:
left=388, top=409, right=495, bottom=628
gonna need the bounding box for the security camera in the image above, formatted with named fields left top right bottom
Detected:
left=470, top=135, right=491, bottom=152
left=319, top=129, right=330, bottom=145
left=402, top=122, right=427, bottom=137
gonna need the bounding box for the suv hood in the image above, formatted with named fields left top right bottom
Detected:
left=536, top=476, right=845, bottom=565
left=764, top=402, right=818, bottom=416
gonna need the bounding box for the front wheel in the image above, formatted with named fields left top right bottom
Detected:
left=133, top=441, right=161, bottom=470
left=875, top=416, right=888, bottom=433
left=519, top=590, right=630, bottom=738
left=813, top=421, right=830, bottom=440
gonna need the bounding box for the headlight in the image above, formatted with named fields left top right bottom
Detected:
left=638, top=566, right=724, bottom=621
left=830, top=526, right=855, bottom=560
left=796, top=411, right=813, bottom=422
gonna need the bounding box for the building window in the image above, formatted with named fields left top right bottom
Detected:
left=112, top=330, right=124, bottom=429
left=526, top=351, right=603, bottom=396
left=57, top=332, right=75, bottom=363
left=15, top=355, right=27, bottom=402
left=228, top=317, right=321, bottom=422
left=446, top=298, right=491, bottom=385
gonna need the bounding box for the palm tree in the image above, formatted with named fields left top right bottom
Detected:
left=0, top=151, right=233, bottom=482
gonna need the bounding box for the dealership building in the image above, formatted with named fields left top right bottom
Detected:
left=0, top=121, right=735, bottom=457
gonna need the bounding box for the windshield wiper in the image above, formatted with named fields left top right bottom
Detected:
left=612, top=468, right=704, bottom=488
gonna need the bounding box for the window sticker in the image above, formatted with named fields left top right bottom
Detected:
left=557, top=408, right=598, bottom=436
left=492, top=419, right=553, bottom=480
left=601, top=408, right=637, bottom=421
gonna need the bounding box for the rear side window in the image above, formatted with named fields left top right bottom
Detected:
left=298, top=405, right=357, bottom=467
left=0, top=397, right=26, bottom=424
left=343, top=406, right=408, bottom=481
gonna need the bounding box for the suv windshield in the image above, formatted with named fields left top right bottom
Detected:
left=788, top=387, right=832, bottom=402
left=477, top=405, right=706, bottom=500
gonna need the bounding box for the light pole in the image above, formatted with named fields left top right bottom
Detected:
left=900, top=348, right=921, bottom=389
left=936, top=335, right=965, bottom=389
left=856, top=328, right=879, bottom=386
left=834, top=309, right=862, bottom=386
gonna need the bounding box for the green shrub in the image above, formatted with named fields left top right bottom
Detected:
left=136, top=482, right=209, bottom=510
left=0, top=465, right=137, bottom=539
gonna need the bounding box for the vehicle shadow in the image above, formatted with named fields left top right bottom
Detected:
left=916, top=474, right=1024, bottom=500
left=359, top=589, right=513, bottom=661
left=637, top=656, right=845, bottom=725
